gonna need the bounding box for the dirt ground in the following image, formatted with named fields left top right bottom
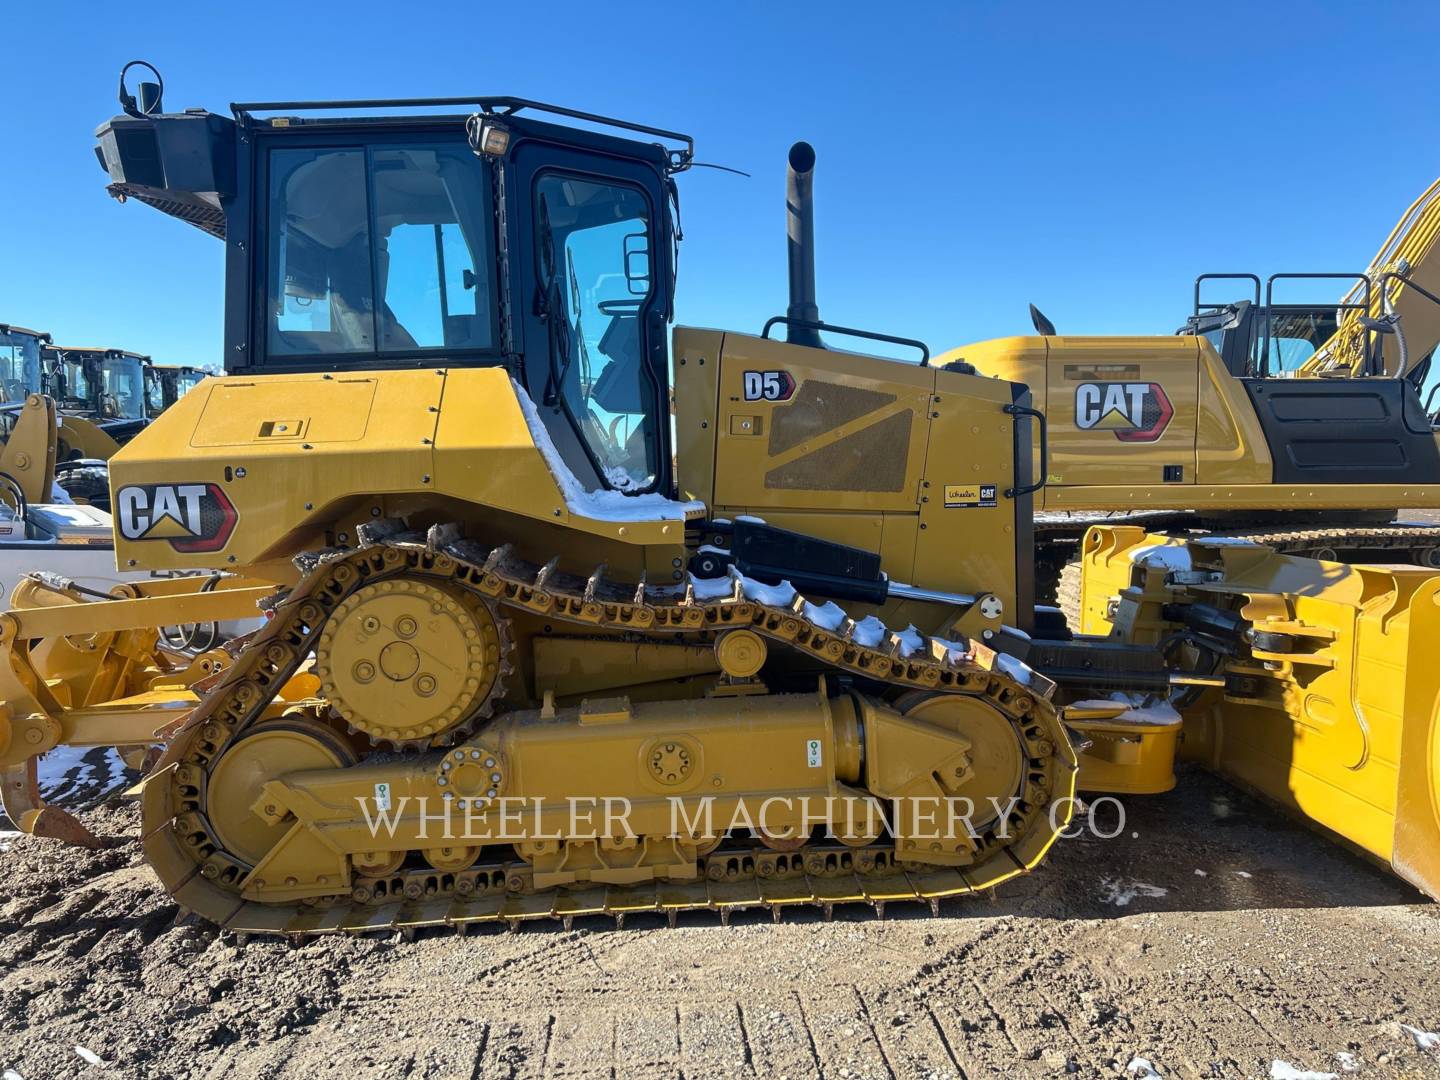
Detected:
left=3, top=760, right=1439, bottom=1080
left=6, top=521, right=1440, bottom=1079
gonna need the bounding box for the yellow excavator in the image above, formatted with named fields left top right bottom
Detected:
left=941, top=177, right=1440, bottom=599
left=0, top=70, right=1434, bottom=934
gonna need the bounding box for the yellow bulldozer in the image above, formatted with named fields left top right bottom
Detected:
left=0, top=71, right=1434, bottom=935
left=941, top=177, right=1440, bottom=600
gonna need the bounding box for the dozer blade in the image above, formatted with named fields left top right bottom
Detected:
left=1391, top=585, right=1440, bottom=897
left=1083, top=525, right=1440, bottom=899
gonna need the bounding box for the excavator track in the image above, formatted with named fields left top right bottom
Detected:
left=139, top=525, right=1076, bottom=938
left=1205, top=522, right=1440, bottom=565
left=1036, top=516, right=1440, bottom=603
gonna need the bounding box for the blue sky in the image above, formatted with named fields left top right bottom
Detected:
left=3, top=1, right=1438, bottom=366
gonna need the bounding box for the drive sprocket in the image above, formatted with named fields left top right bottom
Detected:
left=313, top=576, right=508, bottom=747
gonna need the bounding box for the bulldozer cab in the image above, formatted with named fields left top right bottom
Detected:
left=0, top=324, right=47, bottom=404
left=96, top=96, right=682, bottom=496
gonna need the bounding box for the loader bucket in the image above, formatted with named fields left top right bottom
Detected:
left=1082, top=525, right=1440, bottom=899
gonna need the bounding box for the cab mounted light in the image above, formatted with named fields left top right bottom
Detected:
left=466, top=115, right=510, bottom=157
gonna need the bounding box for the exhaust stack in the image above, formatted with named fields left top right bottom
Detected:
left=785, top=141, right=823, bottom=347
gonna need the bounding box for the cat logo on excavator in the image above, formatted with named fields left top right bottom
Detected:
left=1074, top=381, right=1173, bottom=442
left=114, top=482, right=237, bottom=552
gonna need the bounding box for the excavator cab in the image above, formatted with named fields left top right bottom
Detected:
left=1181, top=278, right=1343, bottom=379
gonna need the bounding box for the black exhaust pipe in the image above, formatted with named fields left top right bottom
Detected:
left=785, top=141, right=823, bottom=347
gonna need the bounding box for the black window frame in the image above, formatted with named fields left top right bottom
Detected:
left=249, top=126, right=505, bottom=372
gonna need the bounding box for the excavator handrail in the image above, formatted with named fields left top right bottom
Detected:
left=1193, top=273, right=1261, bottom=315
left=1260, top=272, right=1372, bottom=377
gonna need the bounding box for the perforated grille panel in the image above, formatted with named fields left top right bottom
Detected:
left=768, top=381, right=897, bottom=457
left=764, top=410, right=913, bottom=492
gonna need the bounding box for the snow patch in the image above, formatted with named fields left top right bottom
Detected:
left=1066, top=695, right=1179, bottom=726
left=1193, top=869, right=1208, bottom=877
left=74, top=1047, right=103, bottom=1067
left=1110, top=692, right=1181, bottom=727
left=993, top=652, right=1033, bottom=686
left=931, top=636, right=970, bottom=664
left=851, top=615, right=888, bottom=648
left=1127, top=1057, right=1164, bottom=1079
left=38, top=745, right=131, bottom=804
left=1401, top=1024, right=1440, bottom=1052
left=1334, top=1052, right=1360, bottom=1074
left=1234, top=870, right=1253, bottom=879
left=802, top=600, right=846, bottom=631
left=1099, top=877, right=1168, bottom=907
left=512, top=380, right=705, bottom=523
left=1129, top=545, right=1192, bottom=573
left=735, top=514, right=766, bottom=525
left=1269, top=1061, right=1336, bottom=1080
left=1197, top=536, right=1264, bottom=547
left=689, top=574, right=736, bottom=601
left=737, top=573, right=797, bottom=608
left=895, top=625, right=926, bottom=658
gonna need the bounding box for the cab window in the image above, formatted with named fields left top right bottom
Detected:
left=533, top=173, right=658, bottom=489
left=0, top=332, right=39, bottom=402
left=145, top=370, right=166, bottom=415
left=265, top=141, right=498, bottom=360
left=1258, top=309, right=1339, bottom=374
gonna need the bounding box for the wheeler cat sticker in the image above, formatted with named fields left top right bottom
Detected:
left=115, top=482, right=238, bottom=553
left=945, top=483, right=998, bottom=508
left=1074, top=382, right=1173, bottom=442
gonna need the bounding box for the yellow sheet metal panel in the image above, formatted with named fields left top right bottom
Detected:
left=1194, top=341, right=1272, bottom=485
left=932, top=336, right=1049, bottom=408
left=712, top=333, right=932, bottom=512
left=913, top=366, right=1021, bottom=616
left=1040, top=336, right=1199, bottom=489
left=112, top=368, right=689, bottom=574
left=672, top=327, right=724, bottom=506
left=111, top=369, right=445, bottom=571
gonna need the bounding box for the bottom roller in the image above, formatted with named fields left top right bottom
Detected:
left=145, top=684, right=1077, bottom=934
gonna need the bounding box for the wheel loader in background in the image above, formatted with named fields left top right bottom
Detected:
left=0, top=71, right=1434, bottom=936
left=0, top=324, right=48, bottom=404
left=951, top=177, right=1440, bottom=600
left=144, top=362, right=209, bottom=419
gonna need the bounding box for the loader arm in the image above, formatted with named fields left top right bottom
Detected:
left=0, top=394, right=58, bottom=505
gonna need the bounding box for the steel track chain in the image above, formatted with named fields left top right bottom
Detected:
left=140, top=526, right=1075, bottom=938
